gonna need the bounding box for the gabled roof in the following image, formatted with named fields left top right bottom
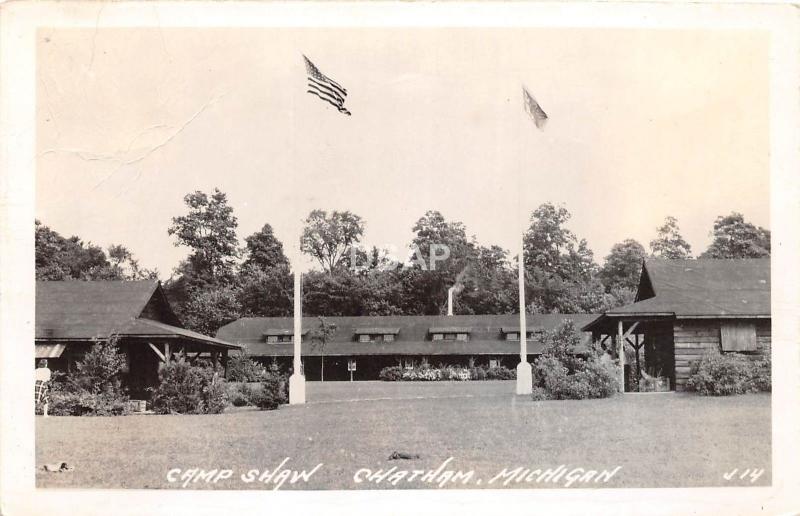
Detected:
left=36, top=280, right=162, bottom=339
left=217, top=313, right=597, bottom=357
left=582, top=259, right=770, bottom=331
left=35, top=280, right=239, bottom=350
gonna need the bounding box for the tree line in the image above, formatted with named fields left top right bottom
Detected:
left=35, top=188, right=770, bottom=336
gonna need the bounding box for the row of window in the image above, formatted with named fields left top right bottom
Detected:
left=266, top=330, right=542, bottom=343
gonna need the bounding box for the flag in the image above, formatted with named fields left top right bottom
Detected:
left=522, top=85, right=547, bottom=129
left=304, top=55, right=351, bottom=116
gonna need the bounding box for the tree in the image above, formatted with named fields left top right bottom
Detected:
left=237, top=264, right=293, bottom=317
left=35, top=220, right=155, bottom=280
left=522, top=203, right=602, bottom=313
left=598, top=239, right=646, bottom=292
left=300, top=210, right=365, bottom=274
left=179, top=285, right=242, bottom=336
left=309, top=317, right=337, bottom=382
left=242, top=224, right=290, bottom=271
left=650, top=216, right=692, bottom=259
left=700, top=212, right=770, bottom=259
left=407, top=210, right=478, bottom=315
left=168, top=188, right=239, bottom=287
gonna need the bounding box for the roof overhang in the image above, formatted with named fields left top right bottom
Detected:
left=429, top=327, right=472, bottom=333
left=35, top=343, right=67, bottom=358
left=354, top=327, right=401, bottom=335
left=263, top=329, right=310, bottom=337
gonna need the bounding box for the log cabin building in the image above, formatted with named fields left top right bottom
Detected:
left=35, top=280, right=240, bottom=398
left=216, top=313, right=597, bottom=381
left=582, top=258, right=771, bottom=391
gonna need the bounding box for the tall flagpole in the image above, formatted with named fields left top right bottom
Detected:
left=515, top=86, right=537, bottom=395
left=288, top=57, right=306, bottom=405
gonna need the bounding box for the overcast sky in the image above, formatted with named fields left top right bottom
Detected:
left=36, top=27, right=769, bottom=275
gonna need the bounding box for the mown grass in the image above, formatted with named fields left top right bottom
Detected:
left=36, top=381, right=770, bottom=490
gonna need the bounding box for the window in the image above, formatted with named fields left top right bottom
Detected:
left=489, top=359, right=499, bottom=368
left=432, top=333, right=444, bottom=341
left=384, top=334, right=395, bottom=342
left=720, top=322, right=757, bottom=352
left=267, top=335, right=278, bottom=343
left=456, top=333, right=468, bottom=341
left=506, top=332, right=518, bottom=341
left=279, top=335, right=293, bottom=343
left=359, top=334, right=372, bottom=343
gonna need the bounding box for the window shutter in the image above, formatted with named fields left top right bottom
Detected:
left=720, top=322, right=757, bottom=352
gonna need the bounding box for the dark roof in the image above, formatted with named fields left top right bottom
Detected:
left=36, top=280, right=239, bottom=349
left=217, top=313, right=597, bottom=357
left=118, top=319, right=240, bottom=349
left=36, top=280, right=160, bottom=339
left=583, top=259, right=770, bottom=331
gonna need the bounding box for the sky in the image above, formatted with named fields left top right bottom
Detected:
left=36, top=27, right=769, bottom=276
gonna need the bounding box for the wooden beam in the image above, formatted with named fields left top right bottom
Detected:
left=623, top=322, right=640, bottom=339
left=148, top=342, right=166, bottom=363
left=164, top=342, right=171, bottom=363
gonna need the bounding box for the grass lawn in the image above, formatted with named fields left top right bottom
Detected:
left=36, top=381, right=771, bottom=490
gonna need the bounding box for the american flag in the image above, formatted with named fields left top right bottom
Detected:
left=522, top=85, right=547, bottom=129
left=304, top=55, right=351, bottom=116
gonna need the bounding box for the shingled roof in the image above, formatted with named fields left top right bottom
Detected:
left=35, top=280, right=239, bottom=349
left=216, top=313, right=596, bottom=357
left=582, top=258, right=770, bottom=331
left=36, top=280, right=163, bottom=339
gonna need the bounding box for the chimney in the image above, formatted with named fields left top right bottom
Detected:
left=447, top=287, right=455, bottom=316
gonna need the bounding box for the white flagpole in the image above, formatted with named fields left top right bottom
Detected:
left=515, top=86, right=533, bottom=395
left=288, top=57, right=306, bottom=404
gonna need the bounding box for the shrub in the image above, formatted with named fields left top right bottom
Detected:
left=225, top=354, right=267, bottom=382
left=532, top=320, right=620, bottom=400
left=686, top=352, right=770, bottom=396
left=150, top=356, right=228, bottom=414
left=750, top=354, right=771, bottom=392
left=486, top=365, right=516, bottom=380
left=252, top=365, right=288, bottom=410
left=227, top=383, right=258, bottom=407
left=39, top=339, right=130, bottom=416
left=470, top=366, right=487, bottom=381
left=379, top=366, right=403, bottom=381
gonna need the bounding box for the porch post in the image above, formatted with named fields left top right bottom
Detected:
left=617, top=320, right=625, bottom=393
left=164, top=342, right=171, bottom=363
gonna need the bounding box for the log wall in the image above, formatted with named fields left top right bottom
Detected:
left=673, top=319, right=771, bottom=391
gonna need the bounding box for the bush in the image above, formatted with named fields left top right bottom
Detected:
left=379, top=366, right=403, bottom=381
left=532, top=320, right=620, bottom=400
left=686, top=352, right=771, bottom=396
left=252, top=365, right=288, bottom=410
left=39, top=339, right=130, bottom=416
left=227, top=382, right=258, bottom=407
left=225, top=354, right=267, bottom=382
left=150, top=356, right=228, bottom=414
left=486, top=365, right=516, bottom=380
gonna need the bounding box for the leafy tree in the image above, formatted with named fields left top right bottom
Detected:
left=180, top=285, right=242, bottom=336
left=309, top=317, right=337, bottom=382
left=35, top=220, right=155, bottom=281
left=242, top=224, right=290, bottom=271
left=35, top=220, right=109, bottom=280
left=407, top=210, right=478, bottom=314
left=237, top=264, right=293, bottom=317
left=168, top=188, right=239, bottom=287
left=300, top=210, right=365, bottom=274
left=650, top=216, right=692, bottom=259
left=522, top=203, right=601, bottom=313
left=598, top=239, right=646, bottom=292
left=700, top=212, right=770, bottom=259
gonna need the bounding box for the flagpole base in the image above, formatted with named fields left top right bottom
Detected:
left=515, top=361, right=533, bottom=395
left=289, top=373, right=306, bottom=405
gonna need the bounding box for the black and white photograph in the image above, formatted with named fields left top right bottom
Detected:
left=1, top=2, right=799, bottom=515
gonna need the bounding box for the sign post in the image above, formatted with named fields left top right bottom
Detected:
left=348, top=359, right=356, bottom=382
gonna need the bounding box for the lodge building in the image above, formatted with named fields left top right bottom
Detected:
left=35, top=280, right=240, bottom=398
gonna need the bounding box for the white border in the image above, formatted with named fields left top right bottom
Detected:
left=1, top=2, right=798, bottom=515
